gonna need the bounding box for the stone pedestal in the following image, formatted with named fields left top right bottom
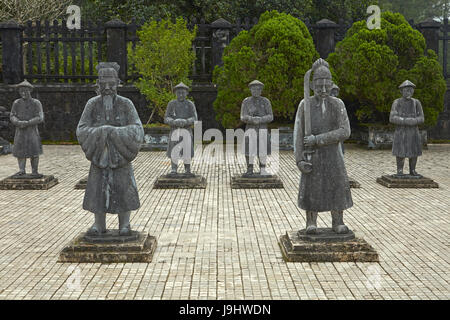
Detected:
left=0, top=174, right=58, bottom=190
left=279, top=229, right=379, bottom=262
left=231, top=174, right=284, bottom=189
left=376, top=175, right=438, bottom=188
left=153, top=173, right=207, bottom=189
left=75, top=176, right=87, bottom=189
left=59, top=231, right=157, bottom=263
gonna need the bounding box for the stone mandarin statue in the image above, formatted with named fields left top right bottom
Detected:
left=389, top=80, right=425, bottom=176
left=294, top=58, right=353, bottom=235
left=10, top=80, right=44, bottom=177
left=164, top=82, right=198, bottom=174
left=240, top=80, right=274, bottom=175
left=76, top=62, right=144, bottom=236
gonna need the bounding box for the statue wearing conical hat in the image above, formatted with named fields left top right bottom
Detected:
left=389, top=80, right=425, bottom=176
left=164, top=82, right=198, bottom=174
left=9, top=80, right=44, bottom=177
left=76, top=62, right=144, bottom=236
left=240, top=80, right=274, bottom=176
left=294, top=58, right=353, bottom=235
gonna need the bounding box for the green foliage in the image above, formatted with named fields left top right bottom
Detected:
left=127, top=17, right=197, bottom=124
left=378, top=0, right=449, bottom=22
left=328, top=11, right=446, bottom=127
left=75, top=0, right=373, bottom=24
left=213, top=11, right=319, bottom=128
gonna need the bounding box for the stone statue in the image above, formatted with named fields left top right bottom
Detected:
left=294, top=58, right=353, bottom=235
left=76, top=62, right=144, bottom=236
left=9, top=80, right=44, bottom=177
left=390, top=80, right=424, bottom=176
left=164, top=82, right=198, bottom=174
left=241, top=80, right=274, bottom=176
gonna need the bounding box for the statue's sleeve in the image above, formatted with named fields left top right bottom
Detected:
left=186, top=101, right=198, bottom=126
left=260, top=99, right=274, bottom=123
left=413, top=99, right=425, bottom=125
left=241, top=99, right=254, bottom=124
left=27, top=100, right=44, bottom=126
left=108, top=99, right=144, bottom=164
left=315, top=100, right=351, bottom=146
left=389, top=100, right=406, bottom=125
left=76, top=99, right=108, bottom=165
left=293, top=100, right=305, bottom=164
left=9, top=100, right=21, bottom=126
left=164, top=101, right=175, bottom=126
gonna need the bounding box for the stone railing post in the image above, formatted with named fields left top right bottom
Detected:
left=211, top=18, right=233, bottom=68
left=314, top=19, right=338, bottom=59
left=0, top=20, right=24, bottom=84
left=417, top=19, right=441, bottom=55
left=105, top=19, right=127, bottom=81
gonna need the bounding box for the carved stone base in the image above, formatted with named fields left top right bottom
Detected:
left=376, top=175, right=438, bottom=188
left=0, top=174, right=58, bottom=190
left=75, top=177, right=87, bottom=189
left=153, top=173, right=207, bottom=189
left=279, top=229, right=379, bottom=262
left=58, top=231, right=157, bottom=263
left=349, top=177, right=361, bottom=188
left=231, top=174, right=284, bottom=189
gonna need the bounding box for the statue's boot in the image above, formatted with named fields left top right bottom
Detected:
left=305, top=211, right=318, bottom=234
left=15, top=158, right=26, bottom=176
left=331, top=210, right=349, bottom=234
left=396, top=157, right=405, bottom=175
left=118, top=211, right=131, bottom=236
left=245, top=156, right=254, bottom=175
left=171, top=161, right=178, bottom=174
left=184, top=163, right=191, bottom=174
left=30, top=156, right=41, bottom=177
left=259, top=156, right=269, bottom=175
left=409, top=157, right=419, bottom=176
left=87, top=212, right=107, bottom=235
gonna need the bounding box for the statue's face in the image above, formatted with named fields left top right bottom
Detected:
left=98, top=76, right=118, bottom=96
left=19, top=87, right=32, bottom=99
left=176, top=89, right=188, bottom=101
left=250, top=86, right=263, bottom=98
left=313, top=78, right=332, bottom=99
left=402, top=87, right=414, bottom=99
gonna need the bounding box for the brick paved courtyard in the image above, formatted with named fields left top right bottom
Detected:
left=0, top=144, right=448, bottom=300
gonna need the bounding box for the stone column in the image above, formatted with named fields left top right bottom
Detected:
left=105, top=19, right=127, bottom=81
left=314, top=19, right=338, bottom=59
left=211, top=18, right=233, bottom=68
left=0, top=20, right=24, bottom=84
left=416, top=19, right=441, bottom=56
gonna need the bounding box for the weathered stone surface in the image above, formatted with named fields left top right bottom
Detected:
left=297, top=228, right=355, bottom=242
left=279, top=230, right=379, bottom=262
left=231, top=174, right=284, bottom=189
left=377, top=175, right=439, bottom=188
left=153, top=173, right=207, bottom=189
left=58, top=231, right=157, bottom=263
left=0, top=174, right=58, bottom=190
left=74, top=176, right=87, bottom=189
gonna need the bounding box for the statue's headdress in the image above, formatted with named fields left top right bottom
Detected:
left=14, top=80, right=34, bottom=90
left=312, top=58, right=332, bottom=81
left=174, top=82, right=190, bottom=92
left=398, top=80, right=416, bottom=89
left=96, top=62, right=120, bottom=79
left=248, top=80, right=264, bottom=88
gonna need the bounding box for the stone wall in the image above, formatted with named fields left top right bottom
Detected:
left=0, top=83, right=219, bottom=142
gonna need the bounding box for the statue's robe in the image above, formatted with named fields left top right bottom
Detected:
left=10, top=98, right=44, bottom=158
left=294, top=96, right=353, bottom=212
left=389, top=97, right=424, bottom=158
left=76, top=95, right=144, bottom=214
left=240, top=96, right=273, bottom=157
left=164, top=99, right=197, bottom=160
